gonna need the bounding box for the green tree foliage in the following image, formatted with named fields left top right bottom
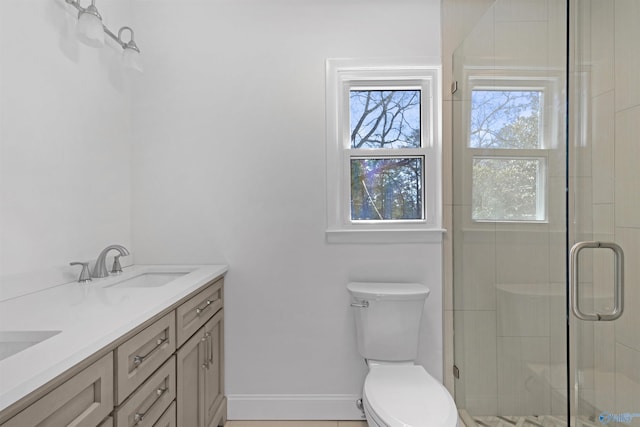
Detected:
left=470, top=90, right=541, bottom=149
left=472, top=158, right=539, bottom=221
left=349, top=90, right=423, bottom=220
left=351, top=158, right=422, bottom=220
left=470, top=90, right=543, bottom=221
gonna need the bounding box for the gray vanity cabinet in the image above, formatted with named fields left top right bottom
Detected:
left=115, top=311, right=176, bottom=405
left=176, top=325, right=204, bottom=426
left=203, top=309, right=225, bottom=427
left=155, top=402, right=176, bottom=427
left=1, top=353, right=114, bottom=427
left=0, top=276, right=226, bottom=427
left=177, top=309, right=225, bottom=427
left=115, top=356, right=176, bottom=427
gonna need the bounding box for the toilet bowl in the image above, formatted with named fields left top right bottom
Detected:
left=363, top=364, right=458, bottom=427
left=347, top=282, right=459, bottom=427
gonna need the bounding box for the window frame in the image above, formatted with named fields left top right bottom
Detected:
left=326, top=58, right=443, bottom=243
left=462, top=69, right=562, bottom=224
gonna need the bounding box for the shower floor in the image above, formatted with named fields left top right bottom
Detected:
left=459, top=410, right=600, bottom=427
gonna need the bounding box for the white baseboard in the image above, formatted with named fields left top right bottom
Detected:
left=227, top=394, right=365, bottom=420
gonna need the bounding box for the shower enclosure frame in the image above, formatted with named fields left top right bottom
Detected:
left=450, top=0, right=640, bottom=425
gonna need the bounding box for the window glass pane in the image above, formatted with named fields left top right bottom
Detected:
left=470, top=90, right=542, bottom=149
left=350, top=158, right=423, bottom=221
left=472, top=158, right=544, bottom=221
left=350, top=90, right=421, bottom=149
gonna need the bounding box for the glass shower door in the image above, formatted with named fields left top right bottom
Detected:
left=452, top=0, right=640, bottom=425
left=452, top=0, right=570, bottom=424
left=569, top=0, right=640, bottom=425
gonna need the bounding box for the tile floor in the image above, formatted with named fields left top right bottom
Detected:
left=467, top=416, right=566, bottom=427
left=225, top=422, right=368, bottom=427
left=461, top=413, right=599, bottom=427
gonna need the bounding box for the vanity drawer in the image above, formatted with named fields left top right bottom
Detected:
left=99, top=416, right=114, bottom=427
left=116, top=311, right=176, bottom=404
left=154, top=401, right=176, bottom=427
left=115, top=356, right=176, bottom=427
left=2, top=352, right=113, bottom=427
left=176, top=278, right=223, bottom=347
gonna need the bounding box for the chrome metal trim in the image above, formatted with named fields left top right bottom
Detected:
left=70, top=261, right=92, bottom=283
left=133, top=387, right=168, bottom=425
left=64, top=0, right=141, bottom=52
left=92, top=244, right=129, bottom=278
left=350, top=300, right=369, bottom=308
left=133, top=336, right=168, bottom=366
left=196, top=299, right=214, bottom=315
left=570, top=241, right=624, bottom=322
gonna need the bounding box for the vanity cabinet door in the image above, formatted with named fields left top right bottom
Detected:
left=2, top=352, right=113, bottom=427
left=176, top=325, right=207, bottom=427
left=203, top=310, right=225, bottom=427
left=176, top=309, right=225, bottom=427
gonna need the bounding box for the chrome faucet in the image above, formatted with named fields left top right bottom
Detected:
left=70, top=262, right=92, bottom=283
left=92, top=245, right=130, bottom=278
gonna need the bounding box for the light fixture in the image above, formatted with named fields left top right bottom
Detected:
left=116, top=27, right=143, bottom=73
left=65, top=0, right=142, bottom=72
left=75, top=0, right=104, bottom=48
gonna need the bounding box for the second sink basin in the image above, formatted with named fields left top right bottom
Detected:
left=107, top=272, right=188, bottom=289
left=0, top=330, right=62, bottom=361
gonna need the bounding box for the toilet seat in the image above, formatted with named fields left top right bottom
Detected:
left=363, top=365, right=458, bottom=427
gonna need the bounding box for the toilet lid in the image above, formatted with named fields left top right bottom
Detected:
left=364, top=365, right=458, bottom=427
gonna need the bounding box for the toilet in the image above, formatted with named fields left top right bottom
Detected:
left=347, top=282, right=459, bottom=427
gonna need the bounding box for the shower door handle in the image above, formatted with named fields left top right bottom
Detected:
left=569, top=241, right=624, bottom=321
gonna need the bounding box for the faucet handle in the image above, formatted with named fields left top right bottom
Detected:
left=111, top=255, right=123, bottom=274
left=70, top=262, right=92, bottom=283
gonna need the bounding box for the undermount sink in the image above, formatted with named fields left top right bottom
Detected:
left=107, top=272, right=188, bottom=289
left=0, top=330, right=62, bottom=361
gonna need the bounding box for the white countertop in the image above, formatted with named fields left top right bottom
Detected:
left=0, top=264, right=228, bottom=413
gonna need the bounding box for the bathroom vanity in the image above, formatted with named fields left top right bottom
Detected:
left=0, top=264, right=227, bottom=427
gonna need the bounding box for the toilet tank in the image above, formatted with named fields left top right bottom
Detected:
left=347, top=282, right=430, bottom=362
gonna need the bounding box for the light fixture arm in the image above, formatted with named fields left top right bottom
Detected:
left=103, top=26, right=121, bottom=47
left=64, top=0, right=140, bottom=52
left=115, top=27, right=140, bottom=53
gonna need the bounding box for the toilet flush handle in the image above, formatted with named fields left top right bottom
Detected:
left=350, top=300, right=369, bottom=308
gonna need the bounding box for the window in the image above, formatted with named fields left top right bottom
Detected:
left=326, top=59, right=442, bottom=243
left=464, top=73, right=561, bottom=223
left=472, top=157, right=546, bottom=221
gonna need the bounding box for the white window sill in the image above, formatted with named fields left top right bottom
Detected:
left=326, top=228, right=446, bottom=244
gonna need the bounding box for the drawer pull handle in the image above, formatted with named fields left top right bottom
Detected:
left=196, top=299, right=214, bottom=315
left=208, top=331, right=214, bottom=364
left=133, top=337, right=168, bottom=366
left=201, top=332, right=211, bottom=369
left=133, top=387, right=168, bottom=425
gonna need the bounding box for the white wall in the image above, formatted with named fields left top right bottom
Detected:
left=0, top=0, right=443, bottom=419
left=131, top=0, right=442, bottom=419
left=0, top=0, right=133, bottom=295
